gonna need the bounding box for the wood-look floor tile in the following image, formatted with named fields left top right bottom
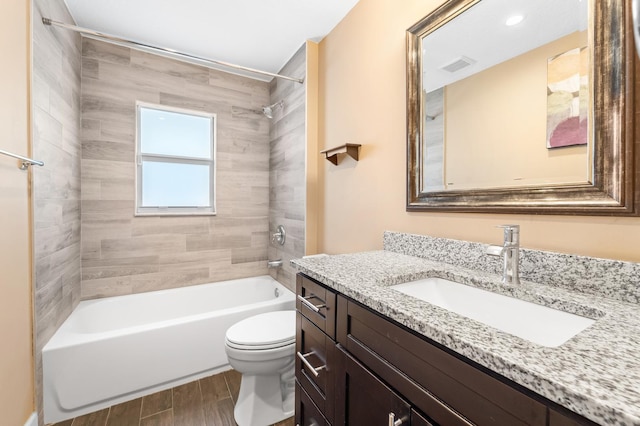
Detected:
left=140, top=409, right=174, bottom=426
left=272, top=417, right=295, bottom=426
left=200, top=373, right=231, bottom=402
left=203, top=397, right=236, bottom=426
left=51, top=420, right=73, bottom=426
left=173, top=381, right=205, bottom=426
left=141, top=388, right=173, bottom=418
left=223, top=369, right=242, bottom=403
left=70, top=407, right=109, bottom=426
left=106, top=397, right=141, bottom=426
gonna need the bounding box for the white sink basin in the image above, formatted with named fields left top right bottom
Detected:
left=391, top=277, right=595, bottom=347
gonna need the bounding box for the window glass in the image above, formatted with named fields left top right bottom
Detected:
left=141, top=161, right=211, bottom=207
left=140, top=107, right=212, bottom=159
left=136, top=103, right=216, bottom=215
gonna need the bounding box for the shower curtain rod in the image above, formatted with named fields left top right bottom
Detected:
left=42, top=18, right=304, bottom=84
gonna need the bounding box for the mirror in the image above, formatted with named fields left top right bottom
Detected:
left=406, top=0, right=638, bottom=215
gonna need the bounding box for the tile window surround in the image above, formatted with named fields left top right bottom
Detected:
left=80, top=38, right=272, bottom=299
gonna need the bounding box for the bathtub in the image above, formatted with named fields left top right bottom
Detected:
left=42, top=275, right=295, bottom=423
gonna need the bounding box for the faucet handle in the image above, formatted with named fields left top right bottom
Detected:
left=496, top=224, right=520, bottom=244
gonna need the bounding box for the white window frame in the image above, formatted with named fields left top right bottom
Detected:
left=135, top=101, right=217, bottom=216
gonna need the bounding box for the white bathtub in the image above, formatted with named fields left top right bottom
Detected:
left=43, top=275, right=295, bottom=423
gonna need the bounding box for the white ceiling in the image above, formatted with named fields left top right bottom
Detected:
left=422, top=0, right=588, bottom=92
left=63, top=0, right=360, bottom=81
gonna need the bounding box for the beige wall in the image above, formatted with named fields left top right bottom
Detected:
left=318, top=0, right=640, bottom=263
left=445, top=32, right=588, bottom=190
left=0, top=0, right=35, bottom=423
left=81, top=39, right=271, bottom=298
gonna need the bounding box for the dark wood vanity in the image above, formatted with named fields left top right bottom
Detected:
left=294, top=273, right=600, bottom=426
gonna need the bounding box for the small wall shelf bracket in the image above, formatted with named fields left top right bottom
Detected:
left=320, top=143, right=361, bottom=165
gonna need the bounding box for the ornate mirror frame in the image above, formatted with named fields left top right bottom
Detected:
left=406, top=0, right=638, bottom=215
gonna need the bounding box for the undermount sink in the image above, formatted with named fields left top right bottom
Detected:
left=391, top=277, right=595, bottom=347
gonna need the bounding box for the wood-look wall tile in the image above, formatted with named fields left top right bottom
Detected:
left=100, top=178, right=135, bottom=201
left=81, top=158, right=135, bottom=180
left=82, top=140, right=133, bottom=162
left=83, top=38, right=131, bottom=65
left=82, top=219, right=132, bottom=242
left=268, top=45, right=307, bottom=290
left=81, top=95, right=135, bottom=123
left=97, top=118, right=135, bottom=142
left=82, top=57, right=99, bottom=80
left=82, top=118, right=101, bottom=139
left=82, top=261, right=159, bottom=281
left=131, top=216, right=209, bottom=237
left=33, top=5, right=83, bottom=418
left=100, top=234, right=186, bottom=259
left=130, top=50, right=210, bottom=84
left=231, top=246, right=268, bottom=264
left=158, top=249, right=229, bottom=273
left=81, top=275, right=133, bottom=299
left=185, top=234, right=251, bottom=252
left=131, top=268, right=210, bottom=293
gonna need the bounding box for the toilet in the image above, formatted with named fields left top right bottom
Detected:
left=225, top=310, right=296, bottom=426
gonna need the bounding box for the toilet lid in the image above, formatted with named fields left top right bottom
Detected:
left=226, top=310, right=296, bottom=349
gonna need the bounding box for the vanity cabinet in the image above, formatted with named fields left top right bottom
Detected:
left=295, top=273, right=600, bottom=426
left=295, top=274, right=337, bottom=426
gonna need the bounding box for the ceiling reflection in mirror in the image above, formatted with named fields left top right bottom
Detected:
left=420, top=0, right=591, bottom=192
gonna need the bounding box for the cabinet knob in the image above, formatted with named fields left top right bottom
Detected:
left=388, top=412, right=406, bottom=426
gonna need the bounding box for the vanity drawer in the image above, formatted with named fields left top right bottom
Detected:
left=296, top=312, right=336, bottom=423
left=297, top=274, right=336, bottom=339
left=295, top=381, right=331, bottom=426
left=337, top=295, right=547, bottom=426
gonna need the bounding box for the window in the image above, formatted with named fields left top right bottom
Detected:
left=135, top=102, right=216, bottom=215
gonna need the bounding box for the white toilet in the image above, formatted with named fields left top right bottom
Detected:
left=225, top=310, right=296, bottom=426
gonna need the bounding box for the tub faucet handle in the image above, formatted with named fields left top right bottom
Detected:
left=272, top=225, right=286, bottom=245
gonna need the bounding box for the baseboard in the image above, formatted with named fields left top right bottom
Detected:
left=24, top=412, right=37, bottom=426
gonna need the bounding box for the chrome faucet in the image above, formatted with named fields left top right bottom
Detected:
left=486, top=225, right=520, bottom=285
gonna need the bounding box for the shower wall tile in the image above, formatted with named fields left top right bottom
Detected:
left=268, top=44, right=307, bottom=292
left=80, top=39, right=271, bottom=299
left=32, top=0, right=82, bottom=423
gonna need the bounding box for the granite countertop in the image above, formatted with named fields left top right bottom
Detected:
left=291, top=251, right=640, bottom=426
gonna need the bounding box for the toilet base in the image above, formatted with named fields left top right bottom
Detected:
left=233, top=373, right=294, bottom=426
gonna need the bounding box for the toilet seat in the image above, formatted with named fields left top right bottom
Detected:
left=226, top=310, right=295, bottom=350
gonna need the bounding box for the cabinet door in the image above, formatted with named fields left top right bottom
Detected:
left=295, top=381, right=330, bottom=426
left=335, top=346, right=411, bottom=426
left=296, top=312, right=335, bottom=423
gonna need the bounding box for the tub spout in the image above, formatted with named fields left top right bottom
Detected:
left=267, top=259, right=283, bottom=268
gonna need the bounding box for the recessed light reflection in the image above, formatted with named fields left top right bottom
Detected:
left=505, top=14, right=524, bottom=26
